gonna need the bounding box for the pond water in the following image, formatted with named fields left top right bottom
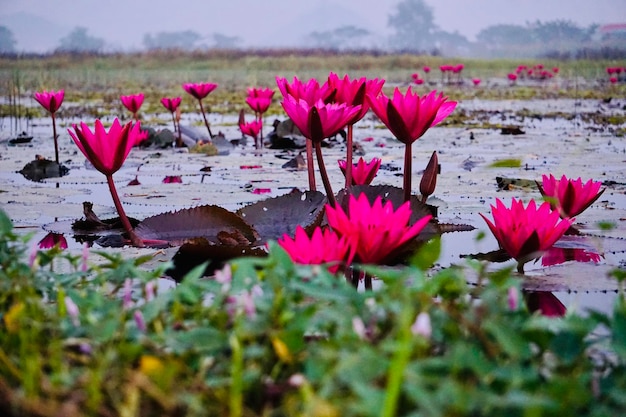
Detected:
left=1, top=98, right=625, bottom=316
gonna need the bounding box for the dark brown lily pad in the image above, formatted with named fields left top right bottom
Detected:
left=167, top=237, right=267, bottom=282
left=135, top=205, right=258, bottom=246
left=19, top=157, right=69, bottom=182
left=236, top=189, right=326, bottom=243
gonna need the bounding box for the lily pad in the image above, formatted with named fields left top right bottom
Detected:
left=236, top=189, right=326, bottom=242
left=19, top=158, right=69, bottom=182
left=135, top=205, right=258, bottom=246
left=167, top=237, right=267, bottom=282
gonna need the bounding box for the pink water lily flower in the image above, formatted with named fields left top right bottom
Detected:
left=68, top=118, right=144, bottom=247
left=338, top=157, right=381, bottom=185
left=278, top=226, right=354, bottom=274
left=325, top=193, right=432, bottom=265
left=281, top=96, right=361, bottom=204
left=281, top=97, right=361, bottom=144
left=247, top=87, right=275, bottom=99
left=537, top=174, right=605, bottom=219
left=367, top=87, right=456, bottom=202
left=276, top=76, right=335, bottom=105
left=480, top=198, right=573, bottom=273
left=246, top=87, right=274, bottom=114
left=240, top=119, right=262, bottom=139
left=120, top=93, right=144, bottom=118
left=328, top=73, right=384, bottom=125
left=160, top=96, right=182, bottom=113
left=34, top=89, right=65, bottom=165
left=245, top=96, right=272, bottom=114
left=183, top=82, right=218, bottom=138
left=38, top=232, right=68, bottom=250
left=524, top=291, right=566, bottom=317
left=34, top=89, right=64, bottom=114
left=68, top=119, right=140, bottom=176
left=182, top=82, right=218, bottom=100
left=367, top=88, right=456, bottom=145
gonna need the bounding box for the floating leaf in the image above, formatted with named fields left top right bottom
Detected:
left=496, top=176, right=538, bottom=190
left=135, top=205, right=258, bottom=246
left=167, top=237, right=267, bottom=282
left=236, top=189, right=326, bottom=242
left=489, top=159, right=522, bottom=168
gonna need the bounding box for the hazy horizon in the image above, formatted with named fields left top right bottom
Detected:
left=0, top=0, right=624, bottom=52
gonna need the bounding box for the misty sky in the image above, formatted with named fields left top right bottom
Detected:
left=0, top=0, right=624, bottom=51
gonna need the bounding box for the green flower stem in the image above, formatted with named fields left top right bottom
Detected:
left=403, top=143, right=412, bottom=203
left=197, top=100, right=214, bottom=139
left=51, top=112, right=59, bottom=165
left=106, top=175, right=144, bottom=247
left=345, top=124, right=354, bottom=188
left=229, top=333, right=243, bottom=417
left=381, top=296, right=414, bottom=417
left=314, top=141, right=335, bottom=207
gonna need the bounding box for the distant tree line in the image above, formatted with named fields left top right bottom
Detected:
left=1, top=0, right=624, bottom=58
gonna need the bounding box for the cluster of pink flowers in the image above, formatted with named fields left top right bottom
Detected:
left=508, top=64, right=559, bottom=84
left=480, top=174, right=605, bottom=274
left=606, top=66, right=624, bottom=84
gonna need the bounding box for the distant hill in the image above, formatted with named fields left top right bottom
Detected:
left=0, top=12, right=69, bottom=53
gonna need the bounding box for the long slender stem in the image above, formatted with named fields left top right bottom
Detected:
left=229, top=333, right=243, bottom=417
left=345, top=124, right=354, bottom=188
left=305, top=140, right=316, bottom=191
left=403, top=143, right=412, bottom=203
left=197, top=100, right=213, bottom=139
left=51, top=113, right=59, bottom=165
left=106, top=175, right=143, bottom=247
left=314, top=141, right=335, bottom=207
left=257, top=112, right=264, bottom=149
left=381, top=297, right=414, bottom=417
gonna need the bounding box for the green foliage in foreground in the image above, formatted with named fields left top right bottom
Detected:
left=1, top=209, right=626, bottom=417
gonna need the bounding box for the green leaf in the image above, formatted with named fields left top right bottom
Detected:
left=410, top=237, right=441, bottom=271
left=0, top=209, right=13, bottom=234
left=489, top=159, right=522, bottom=168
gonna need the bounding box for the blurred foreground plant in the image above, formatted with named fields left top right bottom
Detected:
left=1, top=209, right=625, bottom=417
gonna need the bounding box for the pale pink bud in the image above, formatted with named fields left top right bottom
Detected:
left=508, top=287, right=519, bottom=311
left=123, top=278, right=133, bottom=309
left=134, top=310, right=146, bottom=332
left=144, top=281, right=156, bottom=302
left=65, top=296, right=80, bottom=326
left=81, top=242, right=89, bottom=272
left=411, top=312, right=431, bottom=339
left=352, top=317, right=367, bottom=340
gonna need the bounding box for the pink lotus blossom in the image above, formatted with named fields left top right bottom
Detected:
left=327, top=72, right=384, bottom=124
left=338, top=157, right=381, bottom=185
left=68, top=119, right=141, bottom=176
left=160, top=97, right=182, bottom=113
left=34, top=89, right=64, bottom=114
left=120, top=93, right=144, bottom=114
left=480, top=198, right=573, bottom=273
left=276, top=76, right=335, bottom=105
left=38, top=232, right=68, bottom=249
left=325, top=193, right=432, bottom=265
left=278, top=226, right=354, bottom=274
left=423, top=66, right=431, bottom=73
left=281, top=96, right=360, bottom=143
left=182, top=82, right=218, bottom=100
left=472, top=78, right=481, bottom=86
left=367, top=88, right=456, bottom=145
left=537, top=174, right=605, bottom=218
left=68, top=118, right=145, bottom=247
left=240, top=119, right=262, bottom=139
left=525, top=291, right=566, bottom=317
